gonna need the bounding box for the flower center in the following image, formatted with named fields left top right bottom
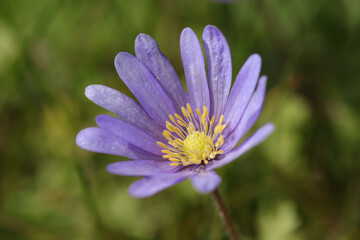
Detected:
left=183, top=131, right=211, bottom=157
left=157, top=103, right=226, bottom=166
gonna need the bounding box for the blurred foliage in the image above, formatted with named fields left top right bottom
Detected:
left=1, top=0, right=360, bottom=239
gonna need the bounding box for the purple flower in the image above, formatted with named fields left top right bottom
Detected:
left=76, top=25, right=274, bottom=198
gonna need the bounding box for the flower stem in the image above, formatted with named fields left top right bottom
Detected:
left=211, top=188, right=240, bottom=240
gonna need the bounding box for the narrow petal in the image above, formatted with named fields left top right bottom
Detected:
left=135, top=34, right=188, bottom=113
left=180, top=27, right=210, bottom=110
left=222, top=76, right=267, bottom=152
left=108, top=159, right=201, bottom=178
left=209, top=123, right=275, bottom=170
left=190, top=170, right=221, bottom=194
left=224, top=54, right=261, bottom=133
left=76, top=127, right=161, bottom=160
left=114, top=52, right=177, bottom=127
left=96, top=115, right=162, bottom=156
left=128, top=176, right=188, bottom=198
left=107, top=160, right=180, bottom=176
left=85, top=85, right=164, bottom=140
left=202, top=25, right=232, bottom=121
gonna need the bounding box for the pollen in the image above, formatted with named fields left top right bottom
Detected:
left=157, top=104, right=226, bottom=166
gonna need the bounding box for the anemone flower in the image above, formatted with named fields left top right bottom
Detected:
left=76, top=25, right=274, bottom=199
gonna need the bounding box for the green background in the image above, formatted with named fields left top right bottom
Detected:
left=1, top=0, right=360, bottom=239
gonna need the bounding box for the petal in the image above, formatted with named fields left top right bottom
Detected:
left=224, top=54, right=261, bottom=133
left=190, top=170, right=221, bottom=194
left=107, top=160, right=180, bottom=176
left=114, top=52, right=177, bottom=127
left=85, top=85, right=164, bottom=140
left=135, top=34, right=188, bottom=113
left=222, top=76, right=267, bottom=152
left=128, top=176, right=188, bottom=198
left=209, top=123, right=275, bottom=170
left=202, top=25, right=232, bottom=121
left=180, top=27, right=210, bottom=110
left=96, top=114, right=162, bottom=156
left=76, top=127, right=161, bottom=160
left=108, top=159, right=202, bottom=177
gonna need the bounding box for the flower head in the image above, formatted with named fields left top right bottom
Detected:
left=76, top=25, right=274, bottom=198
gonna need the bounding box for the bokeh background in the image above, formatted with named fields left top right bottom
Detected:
left=1, top=0, right=360, bottom=239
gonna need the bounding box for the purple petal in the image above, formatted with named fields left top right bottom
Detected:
left=76, top=127, right=161, bottom=160
left=96, top=115, right=162, bottom=156
left=222, top=76, right=267, bottom=152
left=114, top=52, right=177, bottom=128
left=209, top=123, right=275, bottom=170
left=135, top=34, right=188, bottom=113
left=107, top=160, right=180, bottom=176
left=108, top=159, right=202, bottom=177
left=128, top=176, right=188, bottom=198
left=85, top=85, right=164, bottom=140
left=180, top=27, right=210, bottom=110
left=202, top=25, right=232, bottom=121
left=223, top=54, right=261, bottom=134
left=190, top=170, right=221, bottom=194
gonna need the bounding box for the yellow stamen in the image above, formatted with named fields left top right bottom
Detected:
left=158, top=103, right=227, bottom=166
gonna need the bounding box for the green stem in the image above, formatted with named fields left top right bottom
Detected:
left=212, top=188, right=240, bottom=240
